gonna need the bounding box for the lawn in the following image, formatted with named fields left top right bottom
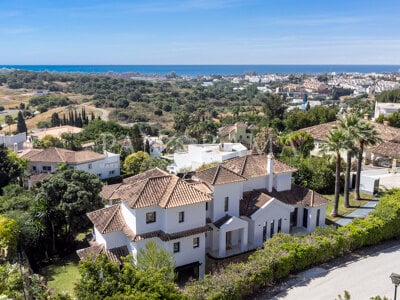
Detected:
left=324, top=192, right=374, bottom=223
left=41, top=252, right=80, bottom=296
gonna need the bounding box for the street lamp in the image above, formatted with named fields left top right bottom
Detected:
left=390, top=272, right=400, bottom=300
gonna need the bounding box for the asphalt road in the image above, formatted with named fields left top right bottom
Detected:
left=269, top=244, right=400, bottom=300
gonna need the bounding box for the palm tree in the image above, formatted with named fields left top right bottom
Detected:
left=354, top=122, right=381, bottom=200
left=338, top=115, right=361, bottom=208
left=321, top=128, right=352, bottom=217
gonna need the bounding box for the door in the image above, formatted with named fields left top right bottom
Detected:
left=303, top=208, right=308, bottom=228
left=290, top=207, right=298, bottom=228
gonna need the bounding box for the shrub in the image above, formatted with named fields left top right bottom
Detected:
left=184, top=189, right=400, bottom=299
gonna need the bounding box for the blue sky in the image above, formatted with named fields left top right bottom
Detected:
left=1, top=0, right=400, bottom=64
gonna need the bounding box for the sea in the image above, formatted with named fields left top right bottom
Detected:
left=1, top=65, right=400, bottom=76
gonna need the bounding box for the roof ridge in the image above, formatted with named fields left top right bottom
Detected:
left=211, top=165, right=221, bottom=185
left=131, top=178, right=151, bottom=208
left=160, top=176, right=179, bottom=208
left=54, top=147, right=67, bottom=162
left=240, top=155, right=248, bottom=175
left=100, top=204, right=121, bottom=233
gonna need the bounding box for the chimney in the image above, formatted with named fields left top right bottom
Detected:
left=267, top=153, right=274, bottom=192
left=310, top=190, right=315, bottom=207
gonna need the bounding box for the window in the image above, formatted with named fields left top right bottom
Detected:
left=88, top=163, right=92, bottom=170
left=278, top=218, right=282, bottom=233
left=270, top=220, right=275, bottom=238
left=173, top=242, right=180, bottom=253
left=205, top=202, right=208, bottom=211
left=109, top=170, right=115, bottom=175
left=146, top=212, right=156, bottom=224
left=179, top=211, right=184, bottom=223
left=32, top=166, right=37, bottom=171
left=42, top=166, right=51, bottom=172
left=193, top=237, right=199, bottom=248
left=316, top=209, right=321, bottom=226
left=224, top=197, right=229, bottom=212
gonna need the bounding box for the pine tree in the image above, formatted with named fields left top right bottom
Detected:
left=16, top=111, right=27, bottom=134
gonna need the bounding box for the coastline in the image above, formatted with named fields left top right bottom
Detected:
left=1, top=64, right=400, bottom=76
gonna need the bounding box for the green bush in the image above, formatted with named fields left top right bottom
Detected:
left=184, top=189, right=400, bottom=299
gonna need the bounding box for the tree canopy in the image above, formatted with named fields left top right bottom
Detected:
left=34, top=170, right=103, bottom=253
left=75, top=254, right=185, bottom=300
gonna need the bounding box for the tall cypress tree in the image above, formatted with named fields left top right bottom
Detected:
left=16, top=111, right=27, bottom=134
left=130, top=124, right=144, bottom=152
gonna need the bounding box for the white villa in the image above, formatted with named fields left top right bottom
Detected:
left=78, top=153, right=328, bottom=281
left=0, top=132, right=26, bottom=151
left=374, top=102, right=400, bottom=120
left=167, top=143, right=248, bottom=174
left=19, top=147, right=120, bottom=182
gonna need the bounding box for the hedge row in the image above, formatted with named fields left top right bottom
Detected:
left=184, top=190, right=400, bottom=299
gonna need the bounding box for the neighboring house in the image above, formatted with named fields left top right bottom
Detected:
left=298, top=120, right=400, bottom=159
left=0, top=132, right=26, bottom=151
left=167, top=143, right=248, bottom=174
left=79, top=154, right=328, bottom=280
left=374, top=102, right=400, bottom=120
left=218, top=122, right=256, bottom=148
left=19, top=147, right=120, bottom=180
left=145, top=136, right=165, bottom=158
left=78, top=168, right=212, bottom=280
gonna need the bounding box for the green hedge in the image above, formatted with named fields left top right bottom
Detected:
left=184, top=190, right=400, bottom=299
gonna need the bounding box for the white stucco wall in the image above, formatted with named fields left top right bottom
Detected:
left=99, top=231, right=127, bottom=249
left=120, top=202, right=137, bottom=234
left=212, top=182, right=243, bottom=221
left=133, top=235, right=206, bottom=278
left=250, top=198, right=293, bottom=247
left=243, top=176, right=267, bottom=192
left=134, top=206, right=164, bottom=235
left=274, top=173, right=292, bottom=192
left=164, top=202, right=206, bottom=233
left=307, top=206, right=326, bottom=232
left=167, top=234, right=206, bottom=278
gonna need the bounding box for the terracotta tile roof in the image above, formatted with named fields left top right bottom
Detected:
left=187, top=181, right=213, bottom=195
left=218, top=124, right=236, bottom=135
left=298, top=120, right=400, bottom=143
left=195, top=165, right=246, bottom=186
left=19, top=147, right=105, bottom=164
left=241, top=191, right=273, bottom=216
left=29, top=173, right=52, bottom=182
left=100, top=183, right=123, bottom=199
left=372, top=141, right=400, bottom=158
left=266, top=185, right=329, bottom=207
left=101, top=168, right=212, bottom=209
left=87, top=204, right=125, bottom=234
left=213, top=214, right=233, bottom=228
left=76, top=244, right=129, bottom=264
left=222, top=154, right=297, bottom=178
left=122, top=168, right=170, bottom=184
left=295, top=121, right=338, bottom=141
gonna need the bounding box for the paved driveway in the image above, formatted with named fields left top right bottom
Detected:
left=271, top=244, right=400, bottom=300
